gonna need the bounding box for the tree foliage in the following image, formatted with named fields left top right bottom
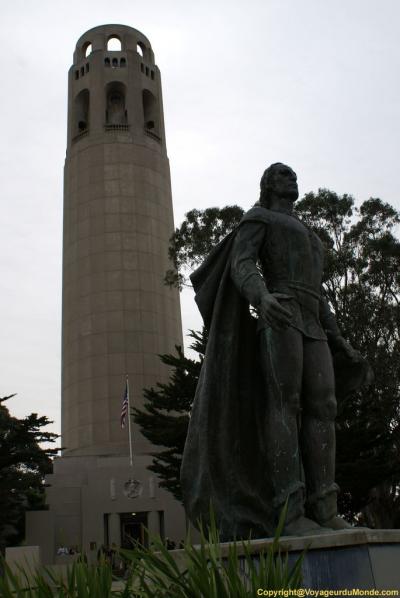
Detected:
left=140, top=192, right=400, bottom=526
left=133, top=332, right=206, bottom=501
left=295, top=190, right=400, bottom=527
left=0, top=394, right=59, bottom=550
left=165, top=206, right=244, bottom=289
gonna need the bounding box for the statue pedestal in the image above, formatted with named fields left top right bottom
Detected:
left=227, top=529, right=400, bottom=590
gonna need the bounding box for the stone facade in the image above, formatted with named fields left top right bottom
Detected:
left=25, top=25, right=187, bottom=563
left=26, top=455, right=186, bottom=563
left=63, top=24, right=182, bottom=456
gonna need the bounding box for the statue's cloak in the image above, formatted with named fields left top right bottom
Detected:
left=180, top=208, right=370, bottom=539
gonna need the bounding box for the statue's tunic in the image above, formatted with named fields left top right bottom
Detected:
left=231, top=206, right=340, bottom=340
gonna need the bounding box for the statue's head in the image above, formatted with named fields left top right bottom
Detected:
left=259, top=162, right=299, bottom=207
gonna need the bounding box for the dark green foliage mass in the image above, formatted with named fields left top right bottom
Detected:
left=140, top=194, right=400, bottom=526
left=295, top=191, right=400, bottom=527
left=133, top=331, right=206, bottom=501
left=165, top=205, right=244, bottom=289
left=0, top=394, right=59, bottom=551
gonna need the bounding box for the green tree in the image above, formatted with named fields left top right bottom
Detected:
left=295, top=191, right=400, bottom=527
left=133, top=331, right=206, bottom=501
left=165, top=205, right=244, bottom=289
left=138, top=194, right=400, bottom=526
left=0, top=394, right=59, bottom=551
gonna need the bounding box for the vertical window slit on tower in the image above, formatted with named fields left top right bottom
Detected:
left=86, top=63, right=90, bottom=73
left=151, top=70, right=155, bottom=80
left=73, top=88, right=90, bottom=141
left=80, top=66, right=85, bottom=77
left=105, top=57, right=110, bottom=67
left=142, top=89, right=160, bottom=141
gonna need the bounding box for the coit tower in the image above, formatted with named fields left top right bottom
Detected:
left=62, top=24, right=182, bottom=457
left=25, top=25, right=186, bottom=561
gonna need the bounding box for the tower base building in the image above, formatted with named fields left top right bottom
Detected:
left=26, top=454, right=186, bottom=564
left=26, top=25, right=187, bottom=562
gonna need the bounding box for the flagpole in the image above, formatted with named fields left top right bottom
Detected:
left=126, top=375, right=134, bottom=468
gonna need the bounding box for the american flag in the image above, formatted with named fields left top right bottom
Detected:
left=120, top=379, right=129, bottom=428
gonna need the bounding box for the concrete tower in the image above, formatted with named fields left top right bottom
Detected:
left=25, top=25, right=187, bottom=563
left=63, top=24, right=182, bottom=457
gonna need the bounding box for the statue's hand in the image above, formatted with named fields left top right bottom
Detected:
left=258, top=293, right=292, bottom=330
left=331, top=336, right=362, bottom=362
left=331, top=335, right=374, bottom=390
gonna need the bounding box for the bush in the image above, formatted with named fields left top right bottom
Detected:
left=0, top=505, right=303, bottom=597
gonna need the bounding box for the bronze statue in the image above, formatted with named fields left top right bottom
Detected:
left=181, top=163, right=371, bottom=538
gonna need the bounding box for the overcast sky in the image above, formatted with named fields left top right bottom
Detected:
left=1, top=0, right=399, bottom=438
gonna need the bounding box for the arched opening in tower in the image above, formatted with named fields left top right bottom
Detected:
left=137, top=42, right=146, bottom=58
left=105, top=82, right=127, bottom=126
left=74, top=89, right=90, bottom=135
left=83, top=42, right=92, bottom=58
left=142, top=89, right=159, bottom=137
left=107, top=36, right=122, bottom=51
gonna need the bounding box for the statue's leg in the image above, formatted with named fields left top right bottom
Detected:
left=259, top=326, right=322, bottom=533
left=301, top=339, right=351, bottom=529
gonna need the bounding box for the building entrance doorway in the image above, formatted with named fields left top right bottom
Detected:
left=120, top=512, right=148, bottom=548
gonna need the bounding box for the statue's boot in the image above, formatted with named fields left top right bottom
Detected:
left=301, top=397, right=352, bottom=531
left=324, top=517, right=353, bottom=530
left=279, top=486, right=332, bottom=536
left=283, top=516, right=332, bottom=536
left=306, top=485, right=352, bottom=531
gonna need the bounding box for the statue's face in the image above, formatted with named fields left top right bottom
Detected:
left=271, top=164, right=299, bottom=202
